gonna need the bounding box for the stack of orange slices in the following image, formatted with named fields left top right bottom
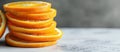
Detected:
left=3, top=1, right=63, bottom=48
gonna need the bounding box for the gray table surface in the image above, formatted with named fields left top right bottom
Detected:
left=1, top=28, right=120, bottom=52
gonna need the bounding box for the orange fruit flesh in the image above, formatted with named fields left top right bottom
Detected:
left=8, top=21, right=56, bottom=34
left=4, top=1, right=51, bottom=12
left=11, top=28, right=62, bottom=42
left=6, top=33, right=56, bottom=48
left=7, top=8, right=56, bottom=20
left=0, top=10, right=6, bottom=38
left=6, top=13, right=53, bottom=28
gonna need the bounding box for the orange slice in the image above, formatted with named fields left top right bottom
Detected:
left=11, top=28, right=62, bottom=42
left=5, top=33, right=56, bottom=48
left=0, top=10, right=6, bottom=38
left=8, top=8, right=56, bottom=20
left=4, top=1, right=51, bottom=12
left=6, top=13, right=53, bottom=28
left=8, top=21, right=56, bottom=34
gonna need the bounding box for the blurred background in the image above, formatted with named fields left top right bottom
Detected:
left=1, top=0, right=120, bottom=28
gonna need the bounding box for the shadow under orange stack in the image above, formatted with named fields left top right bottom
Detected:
left=3, top=1, right=63, bottom=48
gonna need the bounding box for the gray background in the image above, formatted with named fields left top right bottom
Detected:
left=1, top=0, right=120, bottom=28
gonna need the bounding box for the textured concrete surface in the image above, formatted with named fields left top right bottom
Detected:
left=1, top=28, right=120, bottom=52
left=1, top=0, right=120, bottom=27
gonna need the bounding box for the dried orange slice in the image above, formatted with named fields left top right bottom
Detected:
left=8, top=8, right=56, bottom=20
left=4, top=1, right=51, bottom=12
left=11, top=28, right=62, bottom=42
left=5, top=33, right=56, bottom=48
left=0, top=10, right=6, bottom=38
left=8, top=21, right=56, bottom=34
left=6, top=13, right=53, bottom=28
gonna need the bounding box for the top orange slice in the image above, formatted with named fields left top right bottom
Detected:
left=4, top=1, right=51, bottom=12
left=0, top=10, right=6, bottom=38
